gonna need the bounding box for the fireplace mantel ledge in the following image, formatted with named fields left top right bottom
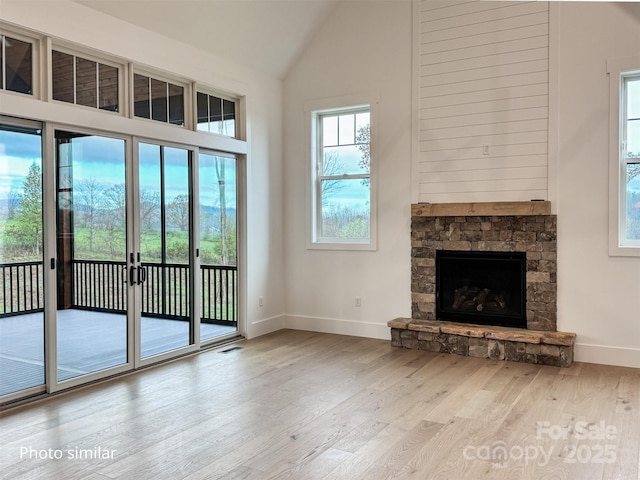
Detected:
left=412, top=201, right=551, bottom=217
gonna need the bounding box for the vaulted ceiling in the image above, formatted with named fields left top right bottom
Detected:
left=72, top=0, right=341, bottom=79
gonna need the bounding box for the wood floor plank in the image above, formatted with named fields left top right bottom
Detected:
left=0, top=330, right=638, bottom=480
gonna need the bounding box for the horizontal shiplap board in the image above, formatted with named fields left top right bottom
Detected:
left=421, top=0, right=472, bottom=13
left=416, top=0, right=549, bottom=203
left=421, top=35, right=548, bottom=66
left=420, top=83, right=548, bottom=109
left=421, top=59, right=548, bottom=88
left=417, top=190, right=548, bottom=204
left=420, top=154, right=548, bottom=173
left=422, top=47, right=548, bottom=77
left=421, top=94, right=547, bottom=119
left=421, top=10, right=549, bottom=45
left=421, top=23, right=548, bottom=56
left=421, top=106, right=548, bottom=130
left=419, top=177, right=547, bottom=194
left=420, top=118, right=548, bottom=141
left=421, top=2, right=547, bottom=32
left=420, top=130, right=547, bottom=152
left=420, top=165, right=547, bottom=184
left=421, top=143, right=548, bottom=162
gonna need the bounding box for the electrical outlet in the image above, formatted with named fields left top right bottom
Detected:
left=355, top=296, right=361, bottom=307
left=258, top=296, right=263, bottom=307
left=482, top=144, right=490, bottom=155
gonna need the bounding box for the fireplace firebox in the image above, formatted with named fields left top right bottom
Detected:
left=435, top=250, right=526, bottom=328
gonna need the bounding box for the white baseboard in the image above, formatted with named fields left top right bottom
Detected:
left=283, top=314, right=390, bottom=340
left=574, top=343, right=640, bottom=369
left=246, top=314, right=286, bottom=339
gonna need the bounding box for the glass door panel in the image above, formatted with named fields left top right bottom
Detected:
left=55, top=131, right=128, bottom=382
left=0, top=123, right=45, bottom=397
left=138, top=143, right=192, bottom=358
left=199, top=153, right=238, bottom=342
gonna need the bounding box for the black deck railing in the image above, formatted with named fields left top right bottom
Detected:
left=0, top=260, right=236, bottom=326
left=0, top=261, right=44, bottom=316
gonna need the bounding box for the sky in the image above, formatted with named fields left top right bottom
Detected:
left=0, top=131, right=237, bottom=209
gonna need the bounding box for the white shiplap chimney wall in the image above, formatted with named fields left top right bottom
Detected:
left=415, top=0, right=549, bottom=203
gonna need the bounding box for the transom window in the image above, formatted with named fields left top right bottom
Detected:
left=197, top=92, right=236, bottom=137
left=1, top=34, right=32, bottom=95
left=311, top=106, right=373, bottom=247
left=52, top=50, right=119, bottom=111
left=133, top=73, right=185, bottom=126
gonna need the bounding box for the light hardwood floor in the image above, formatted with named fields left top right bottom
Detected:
left=1, top=329, right=639, bottom=480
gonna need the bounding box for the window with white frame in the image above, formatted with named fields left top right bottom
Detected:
left=133, top=72, right=185, bottom=126
left=609, top=58, right=640, bottom=256
left=1, top=33, right=33, bottom=95
left=196, top=91, right=236, bottom=137
left=310, top=105, right=375, bottom=248
left=52, top=49, right=119, bottom=112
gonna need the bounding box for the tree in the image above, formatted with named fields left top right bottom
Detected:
left=166, top=194, right=189, bottom=231
left=6, top=188, right=22, bottom=220
left=75, top=178, right=105, bottom=252
left=11, top=162, right=42, bottom=257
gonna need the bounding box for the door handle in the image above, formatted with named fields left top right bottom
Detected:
left=129, top=265, right=136, bottom=286
left=137, top=265, right=147, bottom=285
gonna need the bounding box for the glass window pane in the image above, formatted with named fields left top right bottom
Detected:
left=99, top=64, right=118, bottom=112
left=75, top=57, right=97, bottom=108
left=5, top=36, right=32, bottom=94
left=626, top=163, right=640, bottom=241
left=0, top=37, right=4, bottom=90
left=210, top=96, right=223, bottom=122
left=133, top=73, right=150, bottom=119
left=168, top=83, right=184, bottom=126
left=197, top=92, right=209, bottom=131
left=139, top=143, right=162, bottom=263
left=52, top=50, right=74, bottom=103
left=322, top=116, right=338, bottom=147
left=322, top=144, right=370, bottom=175
left=151, top=78, right=168, bottom=123
left=627, top=78, right=640, bottom=120
left=338, top=114, right=355, bottom=145
left=0, top=124, right=45, bottom=395
left=222, top=99, right=236, bottom=137
left=320, top=178, right=370, bottom=239
left=628, top=120, right=640, bottom=158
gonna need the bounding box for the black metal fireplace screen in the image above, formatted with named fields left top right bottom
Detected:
left=435, top=250, right=526, bottom=328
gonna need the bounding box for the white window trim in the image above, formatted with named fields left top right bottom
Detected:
left=49, top=43, right=126, bottom=115
left=608, top=55, right=640, bottom=257
left=305, top=93, right=378, bottom=251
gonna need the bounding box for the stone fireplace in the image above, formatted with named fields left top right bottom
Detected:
left=389, top=201, right=576, bottom=367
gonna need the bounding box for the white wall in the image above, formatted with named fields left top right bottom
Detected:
left=1, top=0, right=286, bottom=339
left=282, top=0, right=413, bottom=339
left=556, top=2, right=640, bottom=367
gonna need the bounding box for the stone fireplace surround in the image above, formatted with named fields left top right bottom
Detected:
left=388, top=201, right=576, bottom=367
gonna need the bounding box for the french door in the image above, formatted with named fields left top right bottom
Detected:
left=0, top=121, right=239, bottom=401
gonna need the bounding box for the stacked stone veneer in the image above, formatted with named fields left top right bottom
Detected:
left=411, top=213, right=557, bottom=331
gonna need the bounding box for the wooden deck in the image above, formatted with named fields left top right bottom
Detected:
left=0, top=329, right=638, bottom=479
left=0, top=310, right=236, bottom=397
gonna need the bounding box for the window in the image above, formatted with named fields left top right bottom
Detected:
left=52, top=50, right=119, bottom=111
left=609, top=57, right=640, bottom=256
left=309, top=102, right=376, bottom=249
left=196, top=92, right=236, bottom=137
left=1, top=34, right=33, bottom=95
left=133, top=73, right=184, bottom=126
